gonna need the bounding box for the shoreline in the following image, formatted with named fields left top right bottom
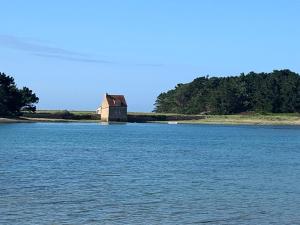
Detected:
left=1, top=116, right=300, bottom=126
left=0, top=118, right=33, bottom=123
left=0, top=118, right=99, bottom=124
left=152, top=120, right=300, bottom=126
left=1, top=111, right=300, bottom=126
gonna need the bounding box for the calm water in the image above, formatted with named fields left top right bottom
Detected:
left=0, top=123, right=300, bottom=225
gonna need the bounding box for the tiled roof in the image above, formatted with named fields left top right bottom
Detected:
left=106, top=94, right=127, bottom=107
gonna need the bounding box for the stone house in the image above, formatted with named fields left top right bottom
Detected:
left=97, top=93, right=127, bottom=122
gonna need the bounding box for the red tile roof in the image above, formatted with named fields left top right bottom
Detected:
left=106, top=94, right=127, bottom=107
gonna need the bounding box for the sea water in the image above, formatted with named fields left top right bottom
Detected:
left=0, top=123, right=300, bottom=224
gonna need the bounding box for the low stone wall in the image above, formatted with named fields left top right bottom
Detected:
left=127, top=114, right=205, bottom=122
left=22, top=112, right=205, bottom=122
left=23, top=112, right=100, bottom=120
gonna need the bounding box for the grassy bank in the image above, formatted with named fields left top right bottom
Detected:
left=0, top=118, right=32, bottom=123
left=0, top=110, right=100, bottom=124
left=1, top=110, right=300, bottom=125
left=21, top=110, right=206, bottom=122
left=22, top=110, right=100, bottom=121
left=162, top=113, right=300, bottom=125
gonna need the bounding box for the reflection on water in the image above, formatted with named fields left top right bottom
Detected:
left=0, top=123, right=300, bottom=224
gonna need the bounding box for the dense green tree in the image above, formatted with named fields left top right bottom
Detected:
left=154, top=70, right=300, bottom=114
left=0, top=72, right=39, bottom=117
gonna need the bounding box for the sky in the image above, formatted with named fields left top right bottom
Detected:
left=1, top=0, right=299, bottom=112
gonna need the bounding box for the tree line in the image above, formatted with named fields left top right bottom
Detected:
left=154, top=70, right=300, bottom=114
left=0, top=72, right=39, bottom=117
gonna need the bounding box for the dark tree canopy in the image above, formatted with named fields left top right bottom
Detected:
left=154, top=70, right=300, bottom=114
left=0, top=72, right=39, bottom=117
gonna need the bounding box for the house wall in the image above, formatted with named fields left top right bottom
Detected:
left=108, top=106, right=127, bottom=122
left=100, top=97, right=110, bottom=122
left=101, top=107, right=127, bottom=122
left=101, top=107, right=109, bottom=122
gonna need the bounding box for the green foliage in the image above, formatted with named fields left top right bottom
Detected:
left=0, top=72, right=39, bottom=117
left=154, top=70, right=300, bottom=114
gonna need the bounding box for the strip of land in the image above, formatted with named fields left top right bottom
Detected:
left=0, top=118, right=21, bottom=123
left=1, top=110, right=300, bottom=125
left=161, top=114, right=300, bottom=125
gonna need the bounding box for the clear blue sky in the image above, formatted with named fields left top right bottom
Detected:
left=1, top=0, right=299, bottom=112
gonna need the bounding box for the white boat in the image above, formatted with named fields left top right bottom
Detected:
left=168, top=121, right=178, bottom=124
